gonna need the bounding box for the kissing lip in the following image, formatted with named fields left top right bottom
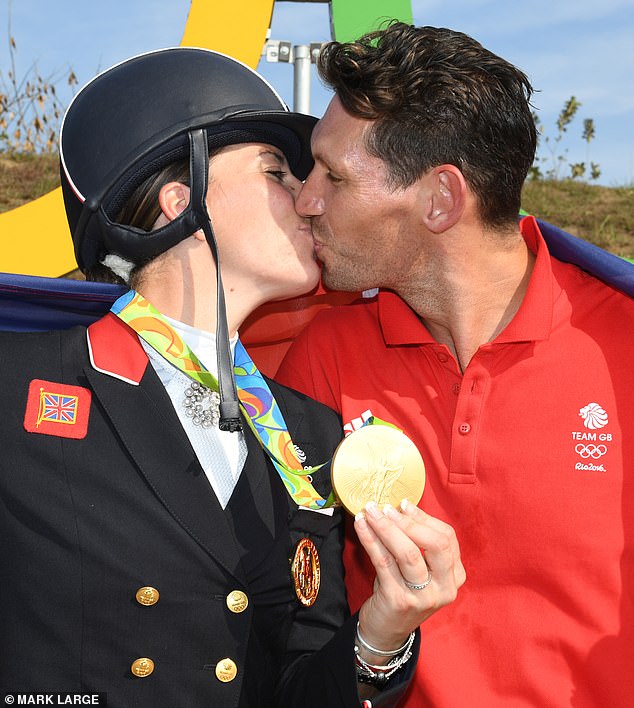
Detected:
left=312, top=238, right=324, bottom=256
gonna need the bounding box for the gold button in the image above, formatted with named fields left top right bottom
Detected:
left=226, top=590, right=248, bottom=614
left=131, top=657, right=155, bottom=677
left=215, top=658, right=237, bottom=683
left=135, top=586, right=160, bottom=606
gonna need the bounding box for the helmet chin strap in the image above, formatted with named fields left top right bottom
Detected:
left=188, top=128, right=242, bottom=432
left=85, top=128, right=242, bottom=431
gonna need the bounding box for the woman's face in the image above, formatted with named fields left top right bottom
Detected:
left=205, top=142, right=320, bottom=304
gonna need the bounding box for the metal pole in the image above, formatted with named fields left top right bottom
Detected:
left=293, top=44, right=311, bottom=114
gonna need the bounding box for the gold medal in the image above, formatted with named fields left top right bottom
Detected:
left=331, top=425, right=425, bottom=516
left=291, top=537, right=321, bottom=607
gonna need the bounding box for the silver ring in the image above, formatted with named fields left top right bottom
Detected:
left=403, top=568, right=432, bottom=591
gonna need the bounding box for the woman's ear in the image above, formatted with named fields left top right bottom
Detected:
left=157, top=181, right=206, bottom=242
left=422, top=165, right=467, bottom=234
left=158, top=181, right=191, bottom=222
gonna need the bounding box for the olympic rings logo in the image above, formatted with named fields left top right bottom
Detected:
left=575, top=444, right=607, bottom=459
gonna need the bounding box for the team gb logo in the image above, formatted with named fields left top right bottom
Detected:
left=579, top=402, right=609, bottom=430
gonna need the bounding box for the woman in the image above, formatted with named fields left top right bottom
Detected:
left=0, top=48, right=463, bottom=706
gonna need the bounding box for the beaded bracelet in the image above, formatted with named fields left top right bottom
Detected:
left=354, top=628, right=415, bottom=688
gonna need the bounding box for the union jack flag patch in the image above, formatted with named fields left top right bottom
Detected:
left=24, top=379, right=91, bottom=439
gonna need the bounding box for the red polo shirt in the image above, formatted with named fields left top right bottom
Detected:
left=277, top=217, right=634, bottom=707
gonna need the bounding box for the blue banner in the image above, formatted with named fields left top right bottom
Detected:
left=0, top=219, right=631, bottom=333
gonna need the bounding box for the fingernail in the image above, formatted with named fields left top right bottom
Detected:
left=400, top=498, right=417, bottom=515
left=354, top=512, right=368, bottom=530
left=365, top=501, right=382, bottom=519
left=383, top=504, right=399, bottom=520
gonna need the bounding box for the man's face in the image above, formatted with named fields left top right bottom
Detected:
left=296, top=96, right=423, bottom=292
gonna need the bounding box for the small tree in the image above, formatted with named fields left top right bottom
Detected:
left=529, top=96, right=600, bottom=182
left=0, top=5, right=77, bottom=154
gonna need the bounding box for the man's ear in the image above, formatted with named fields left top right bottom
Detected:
left=422, top=165, right=467, bottom=234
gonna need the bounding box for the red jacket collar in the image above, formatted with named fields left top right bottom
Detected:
left=87, top=313, right=148, bottom=385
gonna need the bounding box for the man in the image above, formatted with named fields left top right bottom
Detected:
left=277, top=23, right=634, bottom=706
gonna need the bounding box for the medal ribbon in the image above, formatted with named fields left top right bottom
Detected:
left=111, top=290, right=335, bottom=509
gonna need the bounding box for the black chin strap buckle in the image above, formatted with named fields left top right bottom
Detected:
left=219, top=419, right=242, bottom=433
left=218, top=401, right=242, bottom=432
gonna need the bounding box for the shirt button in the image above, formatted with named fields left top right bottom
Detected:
left=451, top=383, right=461, bottom=395
left=436, top=352, right=449, bottom=363
left=458, top=423, right=471, bottom=435
left=216, top=658, right=238, bottom=683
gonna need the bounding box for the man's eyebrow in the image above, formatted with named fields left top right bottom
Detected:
left=313, top=152, right=339, bottom=173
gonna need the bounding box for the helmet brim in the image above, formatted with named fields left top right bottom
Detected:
left=225, top=110, right=317, bottom=181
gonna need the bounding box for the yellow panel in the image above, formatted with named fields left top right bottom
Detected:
left=0, top=188, right=75, bottom=277
left=0, top=0, right=275, bottom=276
left=182, top=0, right=274, bottom=68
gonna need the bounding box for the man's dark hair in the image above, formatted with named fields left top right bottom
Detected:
left=318, top=22, right=537, bottom=229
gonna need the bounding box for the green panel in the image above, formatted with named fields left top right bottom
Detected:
left=330, top=0, right=413, bottom=41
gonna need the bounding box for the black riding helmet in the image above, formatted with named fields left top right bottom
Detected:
left=60, top=47, right=318, bottom=431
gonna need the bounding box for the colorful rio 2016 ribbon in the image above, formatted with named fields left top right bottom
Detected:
left=112, top=290, right=336, bottom=510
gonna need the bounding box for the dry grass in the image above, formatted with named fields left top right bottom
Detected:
left=0, top=153, right=59, bottom=212
left=521, top=180, right=634, bottom=260
left=1, top=154, right=632, bottom=261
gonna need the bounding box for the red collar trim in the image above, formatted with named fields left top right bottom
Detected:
left=495, top=215, right=553, bottom=343
left=378, top=291, right=436, bottom=345
left=87, top=313, right=148, bottom=385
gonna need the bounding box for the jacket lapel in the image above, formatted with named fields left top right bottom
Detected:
left=85, top=314, right=246, bottom=583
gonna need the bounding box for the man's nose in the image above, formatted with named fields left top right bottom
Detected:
left=295, top=174, right=325, bottom=217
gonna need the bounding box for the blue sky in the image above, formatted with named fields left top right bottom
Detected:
left=2, top=0, right=633, bottom=186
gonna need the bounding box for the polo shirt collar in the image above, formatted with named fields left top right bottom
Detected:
left=377, top=215, right=555, bottom=346
left=378, top=290, right=436, bottom=345
left=494, top=215, right=554, bottom=343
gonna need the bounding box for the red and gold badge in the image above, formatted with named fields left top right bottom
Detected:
left=23, top=379, right=91, bottom=439
left=291, top=537, right=321, bottom=607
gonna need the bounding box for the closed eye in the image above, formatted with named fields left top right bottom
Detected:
left=267, top=169, right=288, bottom=181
